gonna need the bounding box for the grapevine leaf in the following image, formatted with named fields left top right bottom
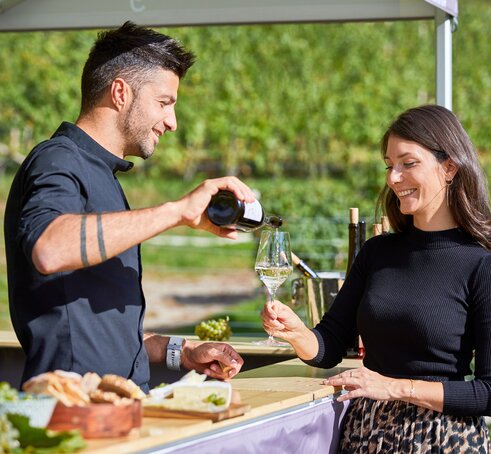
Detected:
left=6, top=414, right=86, bottom=453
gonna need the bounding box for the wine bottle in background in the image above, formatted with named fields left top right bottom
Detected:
left=291, top=252, right=319, bottom=279
left=346, top=208, right=360, bottom=274
left=355, top=218, right=385, bottom=360
left=372, top=223, right=383, bottom=236
left=345, top=208, right=363, bottom=359
left=358, top=219, right=366, bottom=249
left=207, top=190, right=282, bottom=232
left=381, top=215, right=391, bottom=235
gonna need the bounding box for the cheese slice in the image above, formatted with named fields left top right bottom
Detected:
left=145, top=381, right=231, bottom=413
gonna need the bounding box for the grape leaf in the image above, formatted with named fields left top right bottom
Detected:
left=6, top=414, right=86, bottom=453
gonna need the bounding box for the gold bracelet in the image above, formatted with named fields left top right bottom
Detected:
left=409, top=379, right=415, bottom=402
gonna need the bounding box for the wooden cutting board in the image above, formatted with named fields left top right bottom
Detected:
left=48, top=400, right=142, bottom=438
left=232, top=376, right=340, bottom=400
left=143, top=403, right=250, bottom=422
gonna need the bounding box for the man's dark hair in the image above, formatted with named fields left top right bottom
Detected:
left=80, top=21, right=196, bottom=113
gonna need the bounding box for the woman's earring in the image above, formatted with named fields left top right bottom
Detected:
left=445, top=179, right=454, bottom=207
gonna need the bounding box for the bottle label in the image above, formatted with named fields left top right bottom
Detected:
left=243, top=200, right=263, bottom=222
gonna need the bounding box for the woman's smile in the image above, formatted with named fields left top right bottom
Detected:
left=397, top=189, right=417, bottom=197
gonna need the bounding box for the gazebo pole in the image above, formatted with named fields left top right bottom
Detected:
left=435, top=9, right=455, bottom=110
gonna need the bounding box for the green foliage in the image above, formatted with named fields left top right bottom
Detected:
left=119, top=173, right=384, bottom=273
left=0, top=31, right=95, bottom=142
left=0, top=414, right=20, bottom=453
left=0, top=0, right=489, bottom=181
left=0, top=1, right=490, bottom=334
left=6, top=414, right=86, bottom=453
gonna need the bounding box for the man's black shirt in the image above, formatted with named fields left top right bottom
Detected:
left=4, top=122, right=150, bottom=390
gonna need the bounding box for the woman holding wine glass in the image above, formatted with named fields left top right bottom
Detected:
left=261, top=105, right=491, bottom=452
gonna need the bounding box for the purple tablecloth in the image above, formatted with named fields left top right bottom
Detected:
left=152, top=397, right=349, bottom=454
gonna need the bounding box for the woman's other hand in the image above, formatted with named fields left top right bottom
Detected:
left=324, top=367, right=410, bottom=403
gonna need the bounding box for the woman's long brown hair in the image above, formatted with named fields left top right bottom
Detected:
left=376, top=105, right=491, bottom=250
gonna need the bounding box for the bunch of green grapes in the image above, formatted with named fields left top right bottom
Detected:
left=194, top=316, right=232, bottom=341
left=0, top=415, right=20, bottom=453
left=0, top=382, right=19, bottom=402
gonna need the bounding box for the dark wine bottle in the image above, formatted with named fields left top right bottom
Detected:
left=358, top=219, right=366, bottom=249
left=291, top=252, right=319, bottom=279
left=206, top=190, right=282, bottom=232
left=346, top=208, right=360, bottom=275
left=381, top=215, right=391, bottom=235
left=345, top=208, right=363, bottom=359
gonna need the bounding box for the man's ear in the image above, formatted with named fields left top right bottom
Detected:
left=110, top=78, right=130, bottom=111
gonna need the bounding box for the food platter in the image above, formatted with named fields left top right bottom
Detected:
left=143, top=371, right=250, bottom=422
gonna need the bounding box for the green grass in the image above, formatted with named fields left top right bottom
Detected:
left=141, top=238, right=256, bottom=274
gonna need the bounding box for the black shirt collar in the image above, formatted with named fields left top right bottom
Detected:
left=52, top=122, right=134, bottom=174
left=406, top=225, right=473, bottom=249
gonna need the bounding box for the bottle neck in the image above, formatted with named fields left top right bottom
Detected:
left=346, top=223, right=360, bottom=275
left=297, top=260, right=318, bottom=279
left=264, top=215, right=283, bottom=229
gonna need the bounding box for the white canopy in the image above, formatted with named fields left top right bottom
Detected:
left=0, top=0, right=458, bottom=108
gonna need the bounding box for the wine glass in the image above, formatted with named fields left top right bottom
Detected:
left=253, top=230, right=293, bottom=347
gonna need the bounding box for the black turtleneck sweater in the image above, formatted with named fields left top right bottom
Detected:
left=306, top=227, right=491, bottom=416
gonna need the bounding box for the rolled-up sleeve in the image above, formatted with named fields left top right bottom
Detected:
left=17, top=143, right=87, bottom=262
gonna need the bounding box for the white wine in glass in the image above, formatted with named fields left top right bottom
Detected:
left=253, top=230, right=293, bottom=346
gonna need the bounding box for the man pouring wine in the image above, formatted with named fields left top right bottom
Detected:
left=4, top=21, right=255, bottom=392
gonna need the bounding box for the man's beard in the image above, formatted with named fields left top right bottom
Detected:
left=121, top=98, right=155, bottom=160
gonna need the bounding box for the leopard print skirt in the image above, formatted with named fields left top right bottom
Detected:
left=338, top=397, right=490, bottom=453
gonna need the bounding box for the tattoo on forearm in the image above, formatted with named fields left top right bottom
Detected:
left=80, top=214, right=89, bottom=267
left=97, top=213, right=107, bottom=261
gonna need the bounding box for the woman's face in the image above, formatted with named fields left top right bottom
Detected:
left=384, top=134, right=453, bottom=227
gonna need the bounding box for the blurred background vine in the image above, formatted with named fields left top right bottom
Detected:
left=0, top=0, right=489, bottom=330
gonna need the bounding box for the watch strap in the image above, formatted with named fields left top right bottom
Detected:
left=166, top=336, right=184, bottom=371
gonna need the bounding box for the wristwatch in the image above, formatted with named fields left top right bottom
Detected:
left=166, top=337, right=185, bottom=371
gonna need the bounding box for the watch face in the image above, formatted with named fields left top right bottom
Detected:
left=169, top=337, right=184, bottom=348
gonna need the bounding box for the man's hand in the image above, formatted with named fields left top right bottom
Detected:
left=181, top=340, right=244, bottom=380
left=175, top=176, right=256, bottom=238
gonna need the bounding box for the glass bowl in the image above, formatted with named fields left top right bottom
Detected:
left=0, top=394, right=58, bottom=427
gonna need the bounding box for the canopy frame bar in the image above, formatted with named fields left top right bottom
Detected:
left=435, top=10, right=455, bottom=109
left=0, top=1, right=458, bottom=109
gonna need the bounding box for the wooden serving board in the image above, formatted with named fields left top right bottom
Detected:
left=47, top=400, right=142, bottom=438
left=233, top=376, right=340, bottom=400
left=143, top=403, right=250, bottom=422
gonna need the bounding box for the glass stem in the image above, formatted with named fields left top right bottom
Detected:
left=268, top=289, right=276, bottom=340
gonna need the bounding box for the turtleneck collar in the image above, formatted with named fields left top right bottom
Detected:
left=52, top=122, right=134, bottom=174
left=405, top=225, right=474, bottom=249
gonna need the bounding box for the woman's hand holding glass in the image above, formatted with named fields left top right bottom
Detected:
left=260, top=299, right=306, bottom=342
left=261, top=299, right=321, bottom=360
